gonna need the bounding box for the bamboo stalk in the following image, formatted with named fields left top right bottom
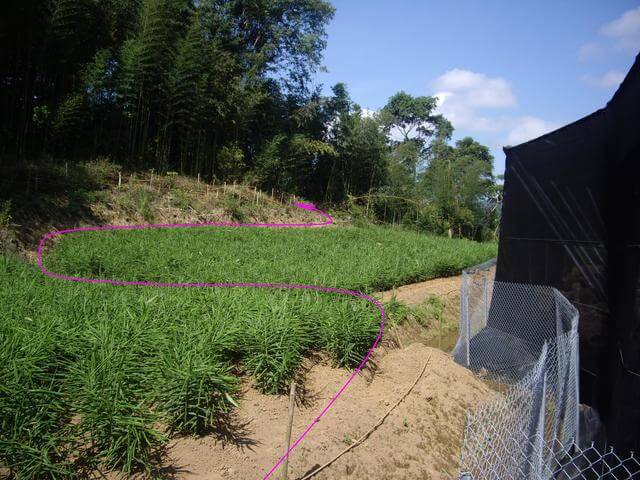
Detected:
left=281, top=382, right=297, bottom=480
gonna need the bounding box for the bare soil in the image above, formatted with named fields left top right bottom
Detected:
left=378, top=276, right=462, bottom=307
left=164, top=341, right=492, bottom=480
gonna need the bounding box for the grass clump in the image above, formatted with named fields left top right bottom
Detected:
left=170, top=189, right=192, bottom=210
left=115, top=185, right=155, bottom=223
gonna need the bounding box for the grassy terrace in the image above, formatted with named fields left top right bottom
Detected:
left=1, top=226, right=496, bottom=476
left=45, top=225, right=496, bottom=290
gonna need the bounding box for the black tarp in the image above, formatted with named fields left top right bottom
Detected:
left=496, top=52, right=640, bottom=454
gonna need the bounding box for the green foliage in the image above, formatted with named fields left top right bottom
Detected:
left=219, top=194, right=249, bottom=222
left=216, top=144, right=246, bottom=181
left=240, top=303, right=315, bottom=393
left=170, top=188, right=191, bottom=210
left=320, top=300, right=379, bottom=367
left=52, top=93, right=86, bottom=155
left=421, top=137, right=497, bottom=239
left=154, top=336, right=238, bottom=433
left=384, top=295, right=451, bottom=336
left=2, top=0, right=500, bottom=243
left=256, top=133, right=336, bottom=194
left=1, top=220, right=495, bottom=475
left=0, top=200, right=11, bottom=227
left=380, top=91, right=440, bottom=143
left=46, top=224, right=497, bottom=291
left=116, top=186, right=155, bottom=222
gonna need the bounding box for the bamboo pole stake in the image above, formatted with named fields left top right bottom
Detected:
left=281, top=382, right=297, bottom=480
left=393, top=323, right=403, bottom=349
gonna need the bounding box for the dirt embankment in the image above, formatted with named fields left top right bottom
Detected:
left=164, top=342, right=492, bottom=480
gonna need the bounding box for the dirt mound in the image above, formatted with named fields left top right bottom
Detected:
left=165, top=343, right=493, bottom=480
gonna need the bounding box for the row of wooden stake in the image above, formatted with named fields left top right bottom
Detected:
left=115, top=170, right=299, bottom=206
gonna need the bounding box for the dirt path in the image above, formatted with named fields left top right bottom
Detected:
left=164, top=343, right=492, bottom=480
left=377, top=275, right=462, bottom=306
left=376, top=276, right=463, bottom=353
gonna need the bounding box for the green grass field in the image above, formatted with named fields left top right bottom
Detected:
left=1, top=225, right=496, bottom=477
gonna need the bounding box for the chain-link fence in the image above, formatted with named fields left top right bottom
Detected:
left=453, top=260, right=639, bottom=479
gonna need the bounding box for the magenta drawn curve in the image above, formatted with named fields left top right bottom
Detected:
left=36, top=201, right=386, bottom=479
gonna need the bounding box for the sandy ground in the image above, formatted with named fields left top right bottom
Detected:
left=164, top=341, right=492, bottom=480
left=378, top=276, right=462, bottom=307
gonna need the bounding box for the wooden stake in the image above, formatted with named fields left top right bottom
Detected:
left=118, top=171, right=122, bottom=188
left=197, top=172, right=200, bottom=183
left=393, top=324, right=403, bottom=349
left=281, top=382, right=297, bottom=480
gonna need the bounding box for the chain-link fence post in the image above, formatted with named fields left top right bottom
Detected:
left=461, top=271, right=471, bottom=367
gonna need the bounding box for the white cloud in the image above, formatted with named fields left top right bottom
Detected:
left=601, top=6, right=640, bottom=51
left=578, top=42, right=604, bottom=61
left=433, top=69, right=516, bottom=109
left=433, top=69, right=516, bottom=135
left=579, top=6, right=640, bottom=59
left=599, top=70, right=625, bottom=87
left=581, top=70, right=626, bottom=88
left=432, top=69, right=559, bottom=150
left=360, top=107, right=377, bottom=118
left=504, top=117, right=560, bottom=147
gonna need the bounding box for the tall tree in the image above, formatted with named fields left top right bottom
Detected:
left=380, top=91, right=451, bottom=182
left=421, top=137, right=496, bottom=239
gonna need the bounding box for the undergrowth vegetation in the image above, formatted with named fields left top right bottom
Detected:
left=1, top=226, right=495, bottom=476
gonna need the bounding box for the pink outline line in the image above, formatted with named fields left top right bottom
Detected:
left=35, top=201, right=386, bottom=479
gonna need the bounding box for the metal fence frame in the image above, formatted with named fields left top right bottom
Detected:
left=454, top=260, right=639, bottom=479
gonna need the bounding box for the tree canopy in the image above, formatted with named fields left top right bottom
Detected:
left=1, top=0, right=501, bottom=240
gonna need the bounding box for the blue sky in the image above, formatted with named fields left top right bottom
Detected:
left=313, top=0, right=640, bottom=173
